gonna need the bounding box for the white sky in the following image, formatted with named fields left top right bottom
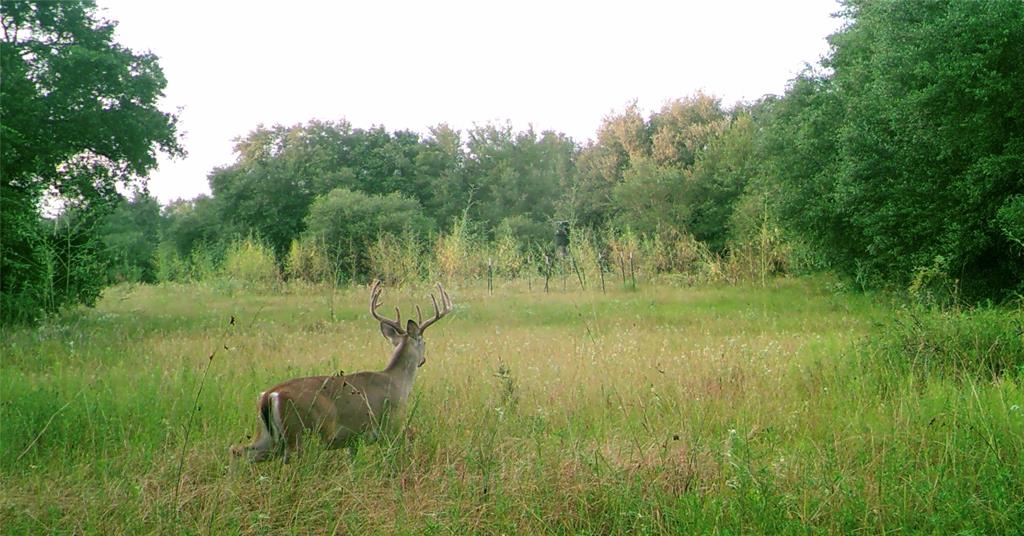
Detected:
left=98, top=0, right=845, bottom=204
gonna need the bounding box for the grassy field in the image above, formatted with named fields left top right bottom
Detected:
left=2, top=278, right=1022, bottom=534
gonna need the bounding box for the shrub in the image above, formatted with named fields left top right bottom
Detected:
left=285, top=237, right=332, bottom=284
left=153, top=241, right=187, bottom=283
left=491, top=226, right=526, bottom=280
left=305, top=187, right=431, bottom=280
left=606, top=226, right=641, bottom=287
left=369, top=231, right=423, bottom=287
left=867, top=305, right=1024, bottom=381
left=566, top=226, right=601, bottom=289
left=188, top=241, right=222, bottom=282
left=221, top=236, right=279, bottom=287
left=434, top=216, right=479, bottom=284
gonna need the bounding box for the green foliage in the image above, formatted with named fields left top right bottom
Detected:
left=416, top=124, right=467, bottom=226
left=582, top=94, right=750, bottom=252
left=496, top=215, right=549, bottom=247
left=162, top=195, right=222, bottom=258
left=650, top=93, right=729, bottom=168
left=765, top=0, right=1024, bottom=297
left=368, top=231, right=424, bottom=287
left=0, top=0, right=181, bottom=324
left=221, top=236, right=279, bottom=288
left=187, top=241, right=223, bottom=283
left=908, top=255, right=959, bottom=309
left=97, top=192, right=163, bottom=283
left=689, top=112, right=761, bottom=252
left=462, top=124, right=574, bottom=232
left=725, top=195, right=793, bottom=284
left=1, top=196, right=110, bottom=324
left=1, top=191, right=54, bottom=324
left=208, top=161, right=313, bottom=259
left=612, top=158, right=689, bottom=235
left=13, top=0, right=1024, bottom=316
left=433, top=215, right=478, bottom=284
left=5, top=280, right=1022, bottom=533
left=284, top=236, right=332, bottom=284
left=868, top=304, right=1024, bottom=381
left=304, top=187, right=431, bottom=279
left=997, top=194, right=1024, bottom=249
left=153, top=241, right=188, bottom=283
left=208, top=121, right=438, bottom=259
left=490, top=226, right=526, bottom=279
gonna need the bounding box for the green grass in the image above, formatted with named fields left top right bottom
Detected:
left=2, top=278, right=1022, bottom=534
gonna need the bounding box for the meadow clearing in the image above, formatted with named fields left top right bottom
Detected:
left=2, top=277, right=1022, bottom=534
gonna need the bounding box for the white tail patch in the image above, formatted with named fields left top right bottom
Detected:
left=269, top=392, right=285, bottom=443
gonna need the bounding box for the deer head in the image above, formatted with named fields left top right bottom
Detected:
left=371, top=280, right=453, bottom=370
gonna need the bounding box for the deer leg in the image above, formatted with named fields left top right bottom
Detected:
left=231, top=391, right=279, bottom=462
left=282, top=433, right=301, bottom=464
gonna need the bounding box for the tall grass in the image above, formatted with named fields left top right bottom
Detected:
left=3, top=278, right=1021, bottom=533
left=220, top=236, right=279, bottom=289
left=368, top=231, right=423, bottom=287
left=157, top=220, right=802, bottom=295
left=284, top=236, right=332, bottom=284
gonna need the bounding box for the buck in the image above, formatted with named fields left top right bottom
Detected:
left=230, top=281, right=453, bottom=463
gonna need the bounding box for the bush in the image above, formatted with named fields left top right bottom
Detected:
left=221, top=236, right=279, bottom=287
left=868, top=305, right=1024, bottom=381
left=434, top=216, right=480, bottom=284
left=285, top=237, right=332, bottom=284
left=566, top=226, right=601, bottom=289
left=490, top=225, right=526, bottom=280
left=305, top=187, right=431, bottom=279
left=188, top=241, right=222, bottom=282
left=154, top=241, right=187, bottom=283
left=368, top=231, right=423, bottom=287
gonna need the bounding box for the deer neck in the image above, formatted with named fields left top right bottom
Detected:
left=383, top=339, right=421, bottom=386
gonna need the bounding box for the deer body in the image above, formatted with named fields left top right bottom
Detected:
left=231, top=283, right=452, bottom=463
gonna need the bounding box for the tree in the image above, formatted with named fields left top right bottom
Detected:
left=304, top=188, right=432, bottom=278
left=571, top=103, right=649, bottom=227
left=580, top=95, right=734, bottom=242
left=207, top=121, right=432, bottom=259
left=460, top=123, right=575, bottom=241
left=162, top=195, right=223, bottom=258
left=688, top=111, right=761, bottom=251
left=415, top=124, right=467, bottom=227
left=650, top=93, right=728, bottom=168
left=97, top=192, right=163, bottom=283
left=768, top=0, right=1024, bottom=295
left=1, top=0, right=182, bottom=323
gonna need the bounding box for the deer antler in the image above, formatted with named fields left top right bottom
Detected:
left=370, top=280, right=405, bottom=333
left=418, top=283, right=453, bottom=333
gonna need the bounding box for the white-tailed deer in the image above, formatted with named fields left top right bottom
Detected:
left=230, top=281, right=453, bottom=463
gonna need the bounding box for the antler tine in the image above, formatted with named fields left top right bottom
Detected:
left=440, top=283, right=453, bottom=310
left=419, top=283, right=454, bottom=332
left=430, top=293, right=440, bottom=315
left=416, top=305, right=423, bottom=325
left=369, top=280, right=404, bottom=333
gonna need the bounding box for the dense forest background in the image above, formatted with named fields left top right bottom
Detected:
left=3, top=0, right=1023, bottom=325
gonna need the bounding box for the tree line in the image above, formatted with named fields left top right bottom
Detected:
left=3, top=0, right=1022, bottom=325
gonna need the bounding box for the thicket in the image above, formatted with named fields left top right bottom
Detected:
left=148, top=220, right=791, bottom=294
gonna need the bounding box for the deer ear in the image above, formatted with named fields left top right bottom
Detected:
left=380, top=322, right=403, bottom=346
left=406, top=319, right=421, bottom=338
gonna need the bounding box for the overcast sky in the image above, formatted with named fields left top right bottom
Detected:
left=97, top=0, right=845, bottom=204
